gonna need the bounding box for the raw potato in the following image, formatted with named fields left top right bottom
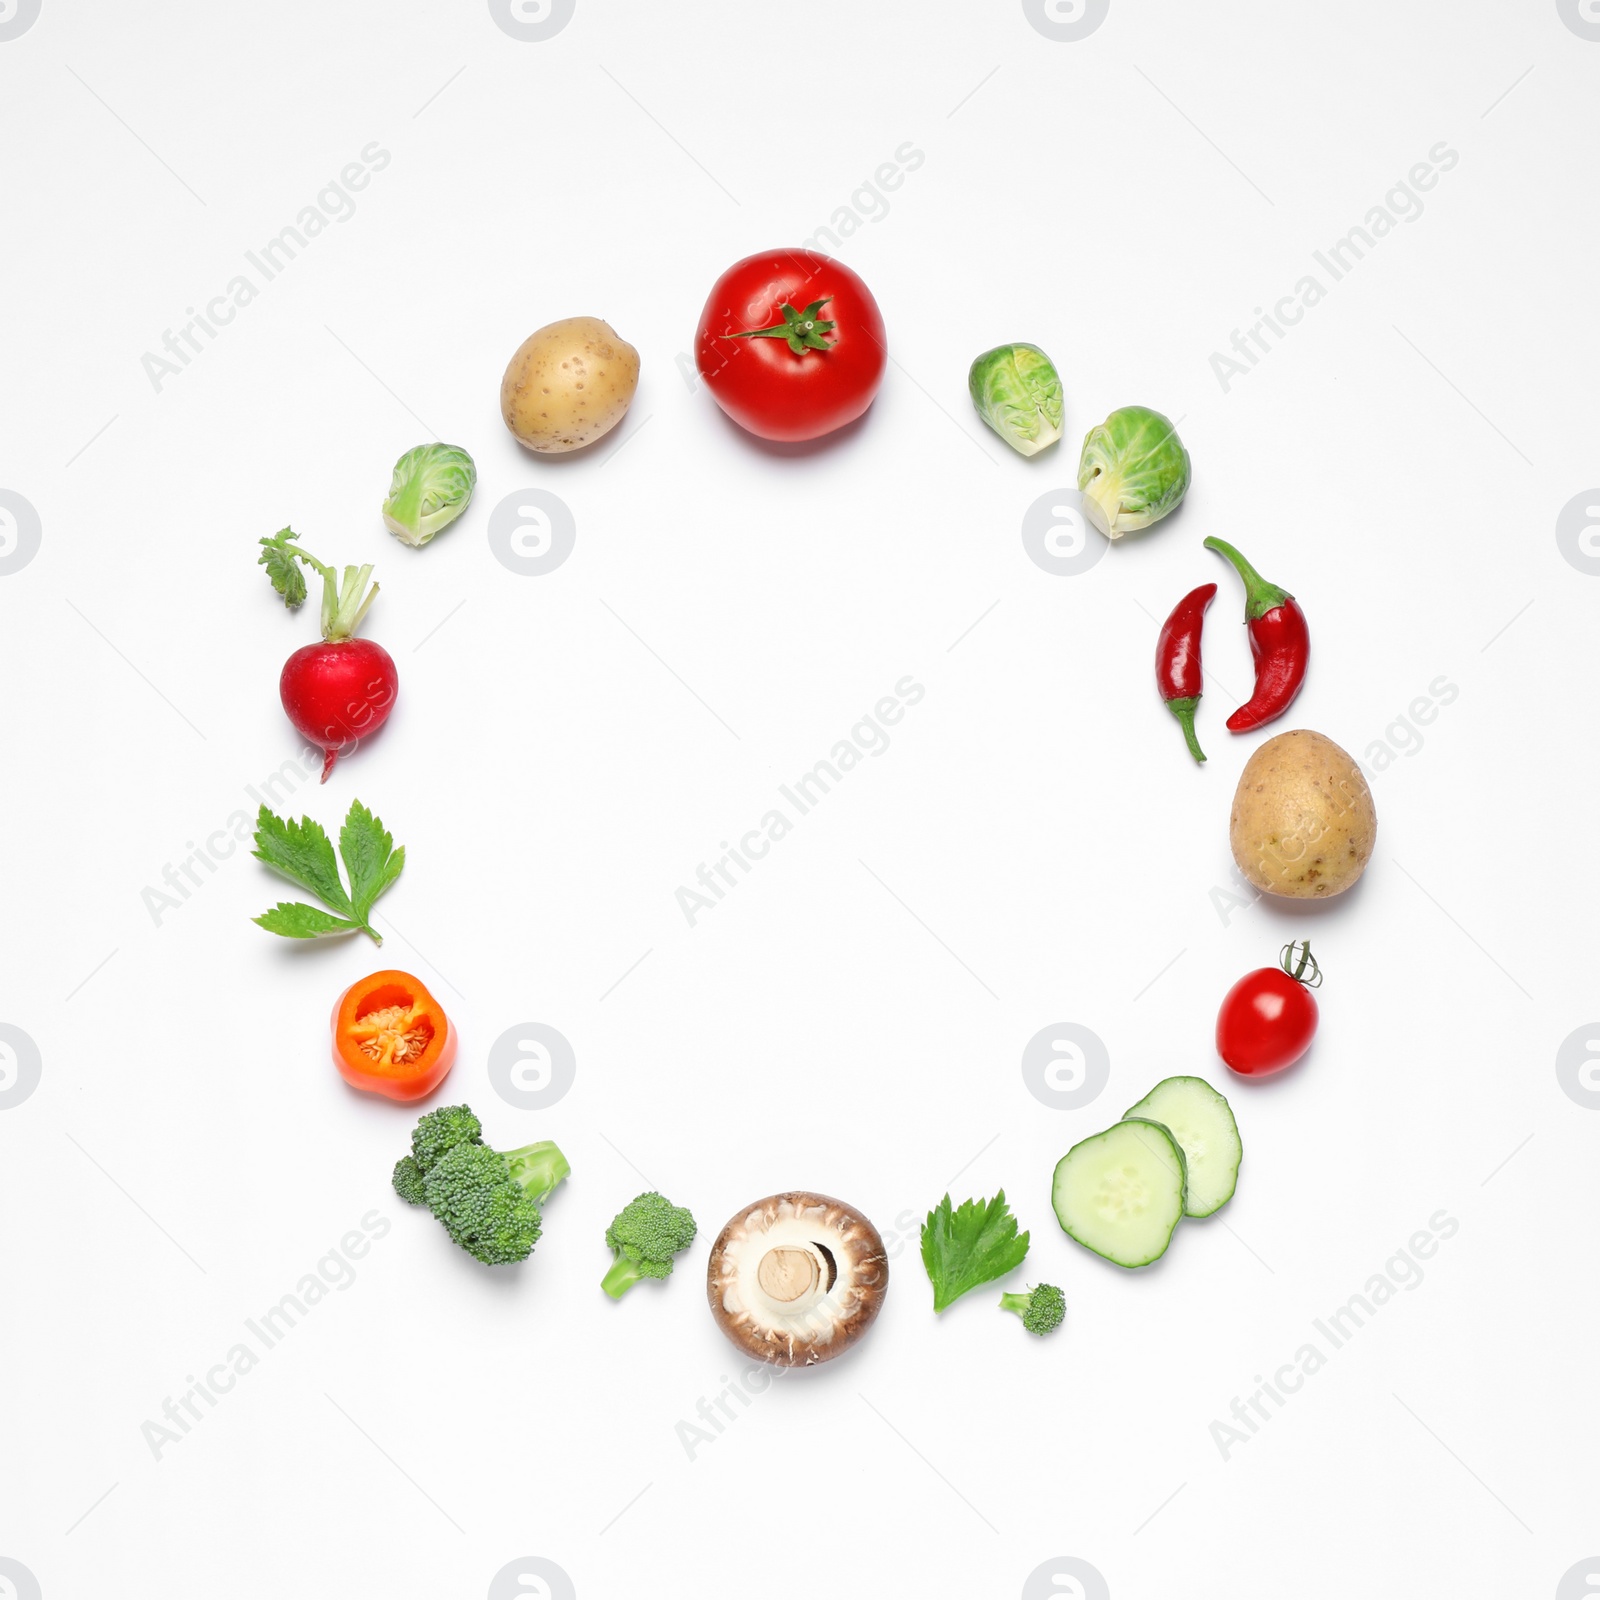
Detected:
left=500, top=316, right=639, bottom=453
left=1229, top=729, right=1376, bottom=899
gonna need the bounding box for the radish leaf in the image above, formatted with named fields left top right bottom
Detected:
left=258, top=527, right=309, bottom=609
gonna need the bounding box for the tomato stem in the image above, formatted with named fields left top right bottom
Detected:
left=1279, top=940, right=1323, bottom=988
left=723, top=297, right=836, bottom=355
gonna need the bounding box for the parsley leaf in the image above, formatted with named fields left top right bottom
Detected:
left=920, top=1190, right=1030, bottom=1312
left=339, top=799, right=405, bottom=922
left=258, top=527, right=308, bottom=610
left=254, top=903, right=362, bottom=939
left=251, top=808, right=353, bottom=915
left=252, top=799, right=403, bottom=944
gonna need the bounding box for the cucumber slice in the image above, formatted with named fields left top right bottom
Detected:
left=1123, top=1076, right=1241, bottom=1218
left=1051, top=1117, right=1187, bottom=1268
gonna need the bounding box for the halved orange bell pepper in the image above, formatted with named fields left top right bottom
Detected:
left=331, top=970, right=456, bottom=1101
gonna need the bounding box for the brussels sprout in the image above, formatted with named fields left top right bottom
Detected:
left=1077, top=406, right=1191, bottom=538
left=967, top=342, right=1063, bottom=457
left=382, top=442, right=477, bottom=547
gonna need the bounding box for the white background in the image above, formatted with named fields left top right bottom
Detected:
left=2, top=2, right=1597, bottom=1596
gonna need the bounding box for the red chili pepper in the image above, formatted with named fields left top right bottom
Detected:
left=1203, top=536, right=1310, bottom=731
left=1155, top=582, right=1217, bottom=763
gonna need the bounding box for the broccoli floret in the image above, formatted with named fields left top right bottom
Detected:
left=396, top=1105, right=570, bottom=1267
left=424, top=1144, right=545, bottom=1265
left=420, top=1136, right=571, bottom=1266
left=409, top=1104, right=483, bottom=1172
left=602, top=1191, right=697, bottom=1298
left=999, top=1283, right=1066, bottom=1336
left=392, top=1155, right=427, bottom=1205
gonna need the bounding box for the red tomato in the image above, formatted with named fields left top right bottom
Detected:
left=1216, top=943, right=1321, bottom=1076
left=695, top=248, right=887, bottom=442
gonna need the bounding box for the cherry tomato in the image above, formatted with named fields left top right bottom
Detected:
left=1216, top=942, right=1321, bottom=1077
left=695, top=248, right=887, bottom=442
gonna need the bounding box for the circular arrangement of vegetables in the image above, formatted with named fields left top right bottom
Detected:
left=241, top=240, right=1379, bottom=1365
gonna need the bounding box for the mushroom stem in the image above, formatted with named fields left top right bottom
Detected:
left=757, top=1246, right=819, bottom=1304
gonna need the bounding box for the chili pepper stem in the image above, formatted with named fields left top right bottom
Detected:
left=1203, top=535, right=1293, bottom=622
left=1166, top=696, right=1206, bottom=763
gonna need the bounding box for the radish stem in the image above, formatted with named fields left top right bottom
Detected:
left=259, top=528, right=381, bottom=641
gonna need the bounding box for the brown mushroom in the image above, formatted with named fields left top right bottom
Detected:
left=706, top=1191, right=889, bottom=1367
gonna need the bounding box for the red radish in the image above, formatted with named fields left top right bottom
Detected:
left=258, top=527, right=398, bottom=781
left=280, top=637, right=397, bottom=781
